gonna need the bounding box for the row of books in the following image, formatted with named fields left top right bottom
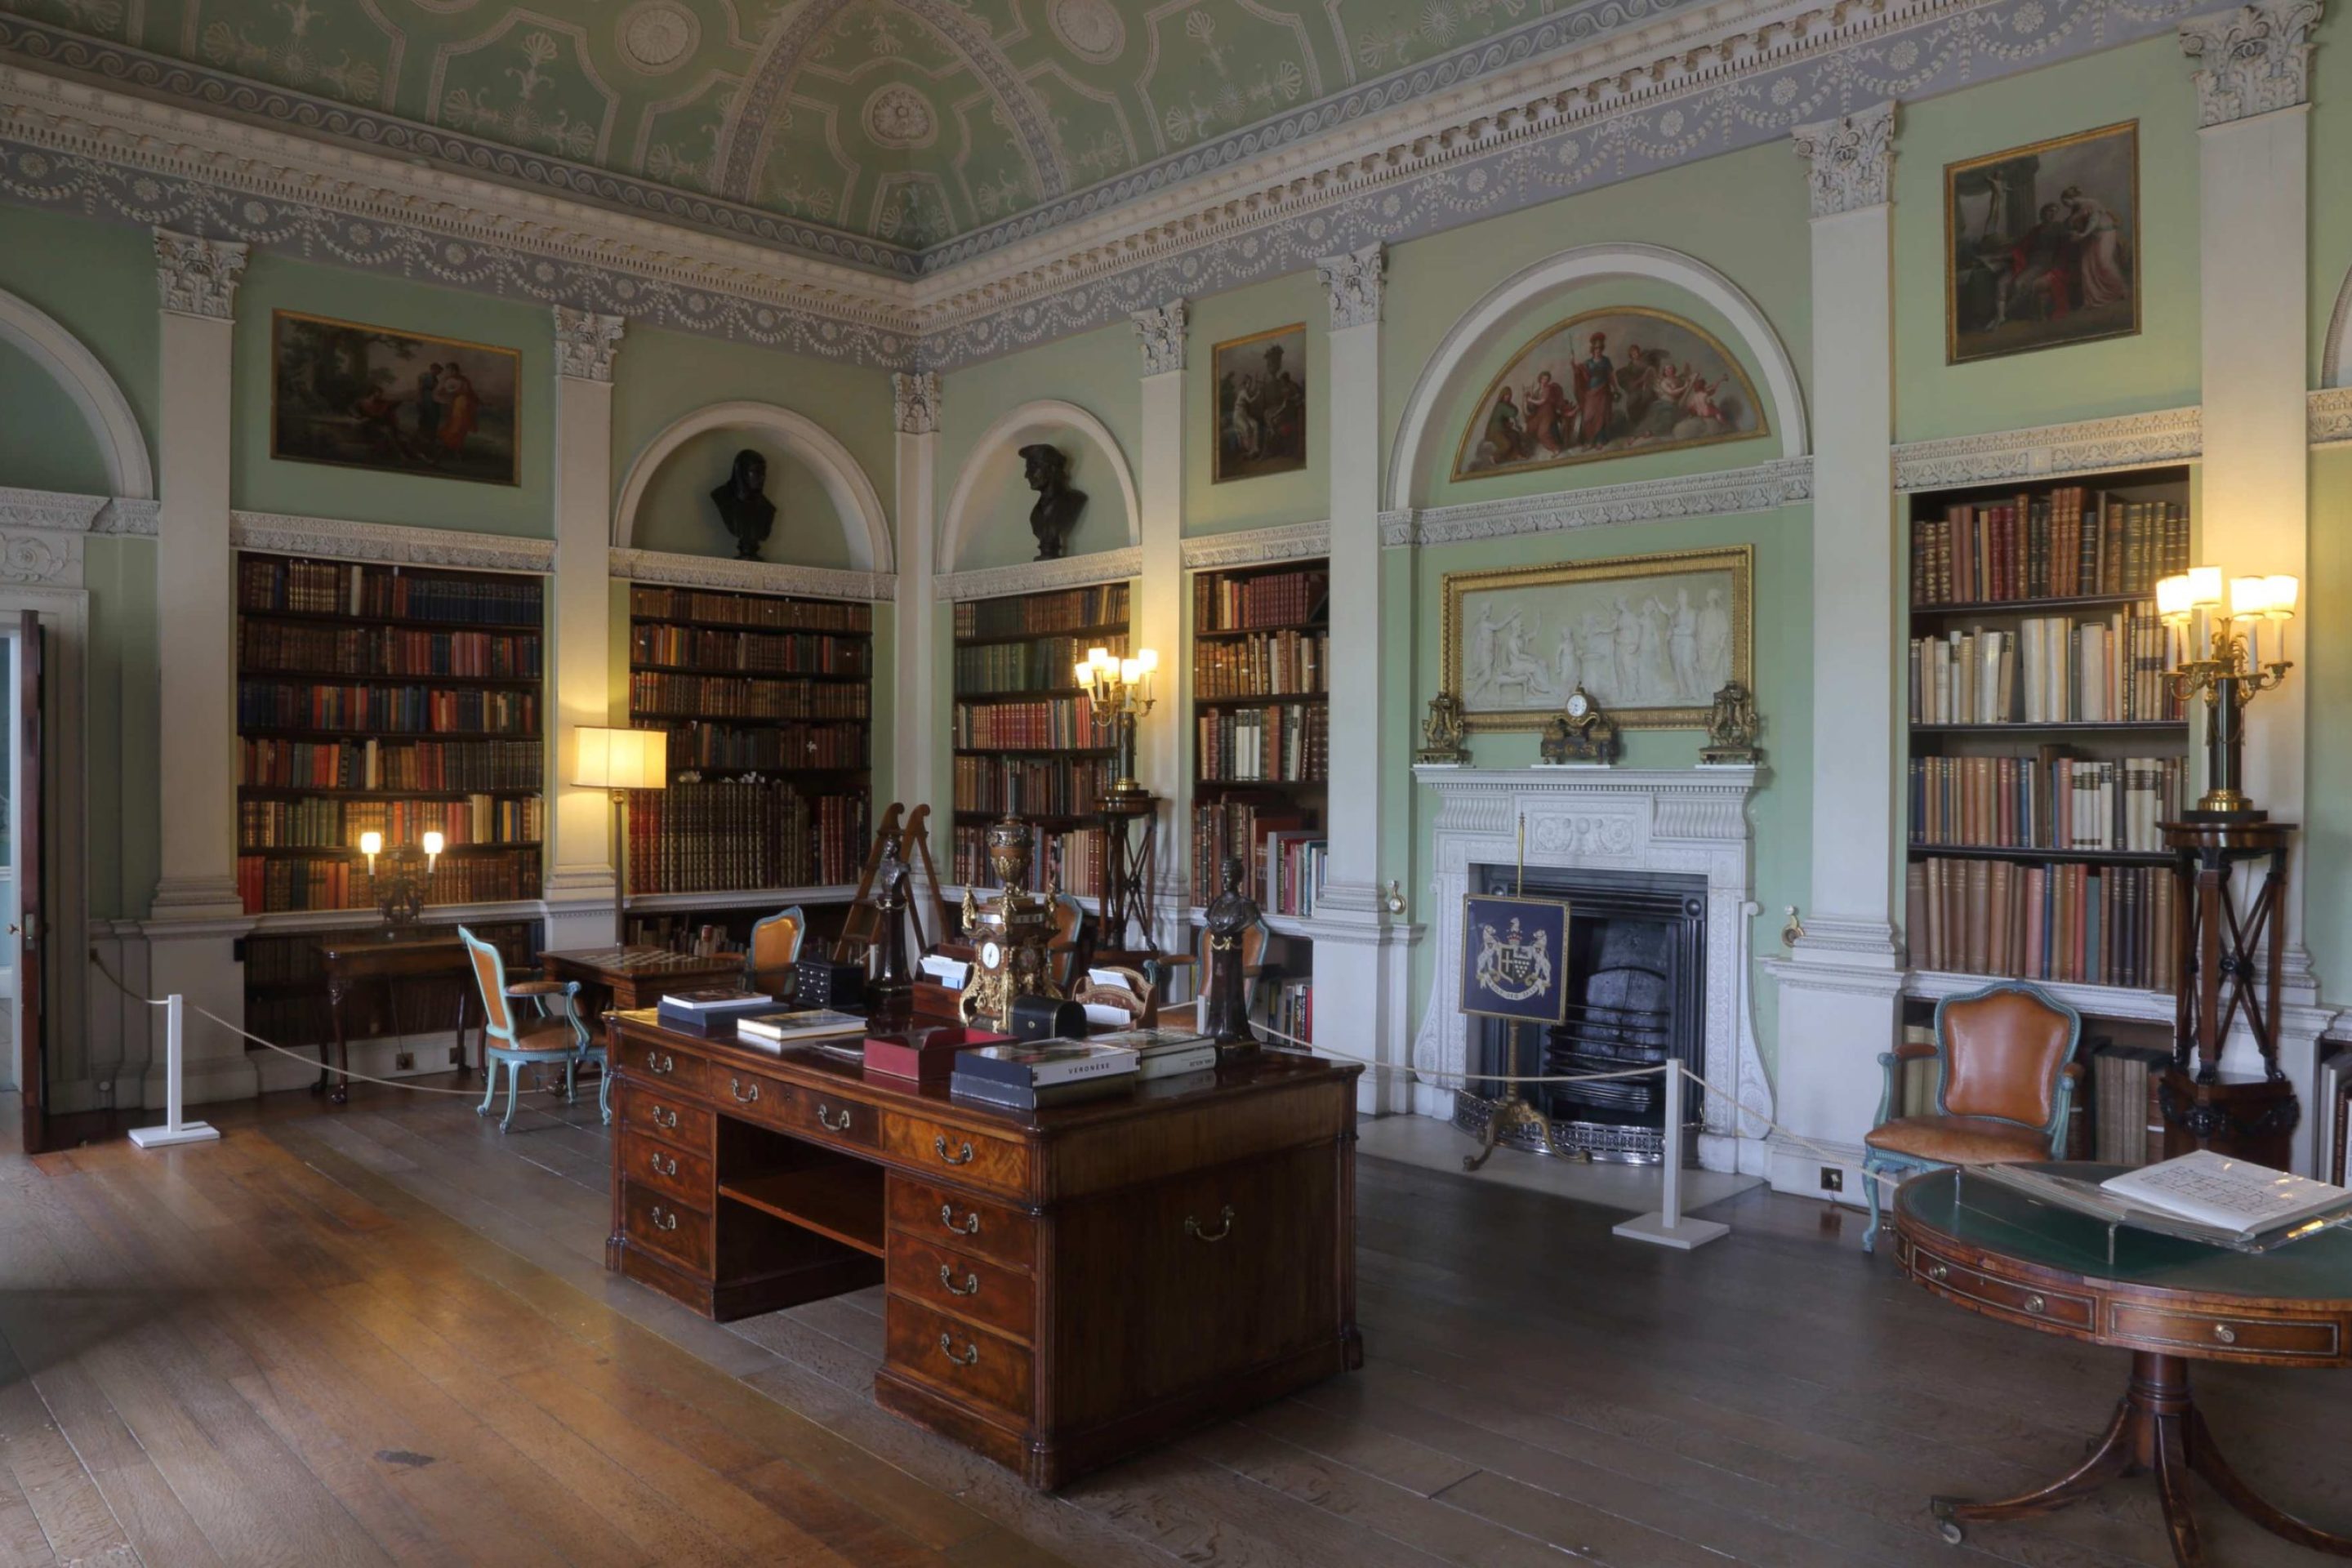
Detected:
left=951, top=695, right=1098, bottom=751
left=1907, top=857, right=2178, bottom=991
left=239, top=624, right=541, bottom=681
left=1196, top=568, right=1327, bottom=632
left=1192, top=798, right=1314, bottom=908
left=625, top=782, right=867, bottom=893
left=2090, top=1042, right=2173, bottom=1166
left=1909, top=489, right=2189, bottom=606
left=239, top=556, right=543, bottom=626
left=651, top=719, right=867, bottom=772
left=237, top=851, right=541, bottom=914
left=628, top=625, right=869, bottom=676
left=238, top=737, right=544, bottom=792
left=628, top=672, right=871, bottom=721
left=951, top=756, right=1115, bottom=817
left=238, top=681, right=538, bottom=737
left=630, top=586, right=871, bottom=634
left=954, top=584, right=1129, bottom=639
left=1260, top=978, right=1313, bottom=1046
left=243, top=921, right=537, bottom=989
left=1194, top=629, right=1327, bottom=698
left=952, top=825, right=1105, bottom=899
left=237, top=793, right=545, bottom=849
left=952, top=633, right=1126, bottom=696
left=1197, top=704, right=1328, bottom=784
left=1909, top=754, right=2185, bottom=854
left=1909, top=609, right=2184, bottom=725
left=1263, top=832, right=1327, bottom=918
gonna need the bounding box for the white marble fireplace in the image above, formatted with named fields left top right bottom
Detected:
left=1410, top=765, right=1774, bottom=1175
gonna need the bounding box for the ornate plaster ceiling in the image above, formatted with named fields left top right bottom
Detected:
left=0, top=0, right=1677, bottom=260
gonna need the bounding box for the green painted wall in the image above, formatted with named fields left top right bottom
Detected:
left=631, top=430, right=859, bottom=569
left=0, top=207, right=160, bottom=482
left=86, top=536, right=160, bottom=923
left=0, top=336, right=109, bottom=495
left=937, top=319, right=1138, bottom=571
left=1183, top=270, right=1329, bottom=536
left=2304, top=448, right=2352, bottom=1000
left=2314, top=11, right=2352, bottom=384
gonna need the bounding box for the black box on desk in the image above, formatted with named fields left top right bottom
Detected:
left=794, top=956, right=869, bottom=1013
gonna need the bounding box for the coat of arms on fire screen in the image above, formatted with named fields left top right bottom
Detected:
left=1459, top=893, right=1574, bottom=1026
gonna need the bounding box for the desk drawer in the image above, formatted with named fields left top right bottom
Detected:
left=889, top=1233, right=1036, bottom=1343
left=887, top=1297, right=1032, bottom=1421
left=621, top=1129, right=710, bottom=1205
left=884, top=1114, right=1029, bottom=1198
left=888, top=1177, right=1036, bottom=1272
left=622, top=1182, right=711, bottom=1274
left=622, top=1038, right=709, bottom=1098
left=710, top=1066, right=797, bottom=1130
left=1912, top=1245, right=2095, bottom=1331
left=2108, top=1303, right=2341, bottom=1360
left=617, top=1084, right=715, bottom=1152
left=779, top=1086, right=880, bottom=1150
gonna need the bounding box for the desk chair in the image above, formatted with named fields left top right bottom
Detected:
left=460, top=927, right=605, bottom=1133
left=1047, top=893, right=1088, bottom=991
left=1862, top=979, right=2082, bottom=1252
left=744, top=904, right=807, bottom=999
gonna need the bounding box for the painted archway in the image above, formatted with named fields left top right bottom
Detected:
left=614, top=400, right=894, bottom=571
left=938, top=399, right=1139, bottom=574
left=2324, top=263, right=2352, bottom=387
left=0, top=284, right=153, bottom=500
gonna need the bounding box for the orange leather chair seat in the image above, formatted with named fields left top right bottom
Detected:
left=1863, top=1115, right=2051, bottom=1165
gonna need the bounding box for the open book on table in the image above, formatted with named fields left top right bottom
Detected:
left=1971, top=1151, right=2352, bottom=1253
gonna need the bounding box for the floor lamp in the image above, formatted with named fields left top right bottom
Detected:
left=572, top=726, right=668, bottom=947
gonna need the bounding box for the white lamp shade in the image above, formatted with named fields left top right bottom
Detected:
left=421, top=831, right=445, bottom=858
left=1135, top=648, right=1159, bottom=674
left=2185, top=564, right=2225, bottom=609
left=2155, top=572, right=2194, bottom=621
left=2263, top=574, right=2300, bottom=619
left=2230, top=576, right=2271, bottom=617
left=573, top=726, right=669, bottom=791
left=359, top=831, right=384, bottom=858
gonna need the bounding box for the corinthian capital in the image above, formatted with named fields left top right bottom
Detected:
left=1130, top=300, right=1187, bottom=375
left=153, top=229, right=248, bottom=320
left=553, top=306, right=626, bottom=382
left=2180, top=0, right=2323, bottom=125
left=1790, top=102, right=1897, bottom=218
left=893, top=371, right=941, bottom=434
left=1316, top=245, right=1385, bottom=330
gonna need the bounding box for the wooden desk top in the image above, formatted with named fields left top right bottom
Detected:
left=544, top=947, right=745, bottom=983
left=317, top=932, right=466, bottom=964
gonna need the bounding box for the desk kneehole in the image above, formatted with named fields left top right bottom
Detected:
left=2106, top=1301, right=2342, bottom=1360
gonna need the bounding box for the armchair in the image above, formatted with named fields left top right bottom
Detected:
left=459, top=927, right=606, bottom=1134
left=1861, top=979, right=2083, bottom=1252
left=744, top=905, right=806, bottom=999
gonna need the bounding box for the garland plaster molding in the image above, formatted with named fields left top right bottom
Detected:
left=0, top=488, right=106, bottom=533
left=1130, top=301, right=1187, bottom=376
left=2179, top=0, right=2323, bottom=126
left=933, top=547, right=1142, bottom=603
left=1891, top=406, right=2204, bottom=488
left=608, top=548, right=898, bottom=603
left=1179, top=521, right=1331, bottom=571
left=2311, top=387, right=2352, bottom=448
left=230, top=512, right=557, bottom=574
left=1379, top=457, right=1812, bottom=548
left=552, top=308, right=626, bottom=384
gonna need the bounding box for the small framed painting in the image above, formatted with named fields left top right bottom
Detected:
left=1459, top=893, right=1573, bottom=1026
left=1945, top=122, right=2140, bottom=365
left=270, top=310, right=522, bottom=486
left=1210, top=323, right=1307, bottom=483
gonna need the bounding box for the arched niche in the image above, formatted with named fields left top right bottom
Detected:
left=1388, top=243, right=1808, bottom=510
left=939, top=400, right=1139, bottom=574
left=0, top=284, right=152, bottom=500
left=2326, top=264, right=2352, bottom=387
left=615, top=401, right=892, bottom=570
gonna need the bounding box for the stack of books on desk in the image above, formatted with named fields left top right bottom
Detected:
left=735, top=1008, right=869, bottom=1049
left=1090, top=1027, right=1218, bottom=1081
left=951, top=1040, right=1138, bottom=1111
left=655, top=988, right=773, bottom=1037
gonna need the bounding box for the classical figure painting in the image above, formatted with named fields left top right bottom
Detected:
left=1441, top=546, right=1753, bottom=732
left=1945, top=122, right=2140, bottom=364
left=270, top=311, right=521, bottom=486
left=1211, top=323, right=1308, bottom=483
left=1450, top=307, right=1766, bottom=480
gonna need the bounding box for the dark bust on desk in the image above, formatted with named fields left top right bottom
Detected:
left=1019, top=443, right=1086, bottom=560
left=710, top=448, right=777, bottom=561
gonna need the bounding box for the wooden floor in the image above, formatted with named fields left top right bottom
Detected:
left=3, top=1080, right=2350, bottom=1568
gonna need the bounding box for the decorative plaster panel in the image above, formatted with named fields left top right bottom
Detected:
left=231, top=512, right=556, bottom=573
left=2311, top=388, right=2352, bottom=448
left=1179, top=520, right=1331, bottom=570
left=1130, top=301, right=1187, bottom=376
left=933, top=548, right=1141, bottom=603
left=0, top=529, right=83, bottom=587
left=609, top=548, right=897, bottom=602
left=2179, top=0, right=2323, bottom=126
left=1381, top=457, right=1811, bottom=547
left=1892, top=406, right=2204, bottom=488
left=893, top=372, right=942, bottom=436
left=153, top=228, right=246, bottom=319
left=552, top=307, right=625, bottom=383
left=1316, top=246, right=1386, bottom=331
left=1790, top=101, right=1896, bottom=218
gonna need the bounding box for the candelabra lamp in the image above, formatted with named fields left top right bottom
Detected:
left=359, top=830, right=443, bottom=933
left=2155, top=567, right=2297, bottom=820
left=572, top=726, right=670, bottom=948
left=1076, top=645, right=1165, bottom=960
left=1075, top=645, right=1157, bottom=808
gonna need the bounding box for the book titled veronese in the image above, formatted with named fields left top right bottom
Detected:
left=952, top=1040, right=1139, bottom=1090
left=1088, top=1027, right=1218, bottom=1080
left=733, top=1008, right=869, bottom=1047
left=1976, top=1152, right=2352, bottom=1250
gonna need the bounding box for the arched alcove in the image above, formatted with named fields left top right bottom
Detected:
left=0, top=283, right=153, bottom=500
left=615, top=400, right=892, bottom=570
left=938, top=400, right=1139, bottom=575
left=2325, top=264, right=2352, bottom=387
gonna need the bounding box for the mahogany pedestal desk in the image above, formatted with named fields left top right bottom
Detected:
left=604, top=1011, right=1362, bottom=1487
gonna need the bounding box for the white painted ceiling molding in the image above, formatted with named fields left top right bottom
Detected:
left=609, top=547, right=898, bottom=603
left=937, top=399, right=1139, bottom=577
left=933, top=546, right=1142, bottom=603
left=0, top=283, right=153, bottom=500
left=1379, top=457, right=1813, bottom=548
left=92, top=499, right=158, bottom=535
left=614, top=400, right=895, bottom=573
left=0, top=487, right=105, bottom=532
left=1891, top=405, right=2203, bottom=490
left=1179, top=520, right=1331, bottom=571
left=1383, top=243, right=1808, bottom=513
left=2313, top=387, right=2352, bottom=448
left=229, top=511, right=557, bottom=574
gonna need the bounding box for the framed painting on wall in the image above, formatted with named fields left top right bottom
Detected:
left=1441, top=546, right=1753, bottom=732
left=1945, top=122, right=2140, bottom=365
left=1211, top=323, right=1307, bottom=483
left=1451, top=306, right=1766, bottom=481
left=270, top=310, right=522, bottom=486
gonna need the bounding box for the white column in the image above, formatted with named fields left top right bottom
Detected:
left=1768, top=105, right=1904, bottom=1196
left=1130, top=302, right=1188, bottom=951
left=891, top=371, right=942, bottom=911
left=142, top=229, right=255, bottom=1105
left=544, top=307, right=626, bottom=951
left=1311, top=247, right=1416, bottom=1114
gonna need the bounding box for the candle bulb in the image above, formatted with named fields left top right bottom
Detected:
left=421, top=831, right=444, bottom=870
left=359, top=830, right=382, bottom=874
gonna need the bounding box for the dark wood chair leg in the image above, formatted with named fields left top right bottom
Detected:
left=2186, top=1407, right=2352, bottom=1557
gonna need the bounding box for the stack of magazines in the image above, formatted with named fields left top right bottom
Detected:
left=1970, top=1151, right=2352, bottom=1253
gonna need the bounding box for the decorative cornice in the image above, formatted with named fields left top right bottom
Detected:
left=153, top=227, right=245, bottom=319
left=552, top=308, right=625, bottom=384
left=1131, top=301, right=1187, bottom=376
left=93, top=498, right=158, bottom=536
left=1381, top=457, right=1811, bottom=548
left=1790, top=100, right=1896, bottom=218
left=2180, top=0, right=2323, bottom=126
left=933, top=547, right=1142, bottom=603
left=608, top=547, right=897, bottom=603
left=2313, top=387, right=2352, bottom=448
left=893, top=372, right=941, bottom=436
left=1892, top=406, right=2203, bottom=489
left=230, top=512, right=556, bottom=573
left=0, top=487, right=105, bottom=533
left=1179, top=520, right=1332, bottom=572
left=1316, top=246, right=1385, bottom=331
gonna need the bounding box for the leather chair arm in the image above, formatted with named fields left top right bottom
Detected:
left=1891, top=1040, right=1938, bottom=1062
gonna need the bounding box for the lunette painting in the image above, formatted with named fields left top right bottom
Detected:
left=271, top=310, right=521, bottom=486
left=1945, top=122, right=2140, bottom=365
left=1211, top=323, right=1308, bottom=483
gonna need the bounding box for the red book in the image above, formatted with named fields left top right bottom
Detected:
left=864, top=1025, right=1013, bottom=1085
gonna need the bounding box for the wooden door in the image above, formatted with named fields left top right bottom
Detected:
left=16, top=612, right=42, bottom=1154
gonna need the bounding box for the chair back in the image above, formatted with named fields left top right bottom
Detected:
left=1048, top=893, right=1087, bottom=989
left=458, top=927, right=518, bottom=1043
left=1933, top=982, right=2081, bottom=1130
left=745, top=905, right=805, bottom=995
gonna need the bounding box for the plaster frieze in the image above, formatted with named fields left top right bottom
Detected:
left=553, top=308, right=626, bottom=384
left=1130, top=301, right=1187, bottom=376
left=230, top=512, right=556, bottom=574
left=893, top=372, right=942, bottom=436
left=2180, top=0, right=2324, bottom=126
left=1790, top=101, right=1896, bottom=218
left=0, top=487, right=105, bottom=533
left=153, top=228, right=245, bottom=319
left=609, top=547, right=898, bottom=603
left=93, top=498, right=158, bottom=536
left=1891, top=406, right=2204, bottom=488
left=933, top=547, right=1141, bottom=603
left=1380, top=457, right=1812, bottom=548
left=2311, top=387, right=2352, bottom=448
left=1178, top=521, right=1331, bottom=571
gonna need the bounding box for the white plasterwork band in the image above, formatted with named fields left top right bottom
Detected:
left=1893, top=405, right=2205, bottom=488
left=0, top=487, right=105, bottom=532
left=933, top=548, right=1142, bottom=602
left=608, top=548, right=898, bottom=602
left=1380, top=458, right=1811, bottom=548
left=230, top=512, right=556, bottom=574
left=93, top=499, right=158, bottom=535
left=1790, top=100, right=1896, bottom=219
left=1179, top=520, right=1332, bottom=571
left=2180, top=0, right=2323, bottom=126
left=2310, top=387, right=2352, bottom=447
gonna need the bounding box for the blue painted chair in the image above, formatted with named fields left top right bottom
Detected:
left=743, top=905, right=806, bottom=999
left=459, top=926, right=606, bottom=1133
left=1862, top=979, right=2083, bottom=1252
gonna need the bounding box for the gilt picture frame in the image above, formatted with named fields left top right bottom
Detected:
left=1210, top=323, right=1309, bottom=483
left=1944, top=122, right=2140, bottom=365
left=270, top=310, right=522, bottom=487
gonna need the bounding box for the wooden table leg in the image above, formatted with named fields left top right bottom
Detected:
left=325, top=974, right=354, bottom=1105
left=452, top=982, right=474, bottom=1084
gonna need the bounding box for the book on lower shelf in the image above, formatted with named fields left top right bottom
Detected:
left=2092, top=1040, right=2173, bottom=1165
left=1909, top=751, right=2184, bottom=853
left=1906, top=856, right=2176, bottom=991
left=1909, top=606, right=2184, bottom=724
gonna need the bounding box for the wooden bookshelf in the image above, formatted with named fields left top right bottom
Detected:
left=949, top=582, right=1132, bottom=898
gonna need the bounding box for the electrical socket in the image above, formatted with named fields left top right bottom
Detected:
left=1819, top=1165, right=1844, bottom=1194
left=395, top=1051, right=415, bottom=1071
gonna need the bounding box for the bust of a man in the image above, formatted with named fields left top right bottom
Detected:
left=1019, top=443, right=1086, bottom=560
left=710, top=448, right=777, bottom=561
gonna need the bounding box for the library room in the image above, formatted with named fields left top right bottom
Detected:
left=2, top=0, right=2351, bottom=1560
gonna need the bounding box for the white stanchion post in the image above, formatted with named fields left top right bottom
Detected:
left=1613, top=1065, right=1727, bottom=1250
left=129, top=994, right=222, bottom=1148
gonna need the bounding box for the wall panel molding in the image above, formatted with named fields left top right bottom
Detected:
left=608, top=547, right=897, bottom=602
left=229, top=511, right=557, bottom=573
left=1379, top=458, right=1811, bottom=548
left=1892, top=407, right=2206, bottom=489
left=933, top=548, right=1140, bottom=602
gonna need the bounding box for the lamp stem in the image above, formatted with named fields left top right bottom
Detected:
left=2195, top=671, right=2256, bottom=818
left=612, top=789, right=629, bottom=948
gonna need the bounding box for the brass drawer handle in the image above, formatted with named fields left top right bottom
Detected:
left=2023, top=1294, right=2047, bottom=1316
left=816, top=1103, right=852, bottom=1133
left=644, top=1050, right=675, bottom=1076
left=2213, top=1323, right=2238, bottom=1345
left=648, top=1205, right=679, bottom=1232
left=1185, top=1205, right=1236, bottom=1243
left=939, top=1264, right=981, bottom=1297
left=940, top=1204, right=982, bottom=1236
left=1925, top=1261, right=1949, bottom=1282
left=729, top=1077, right=761, bottom=1106
left=937, top=1334, right=981, bottom=1367
left=934, top=1135, right=976, bottom=1165
left=651, top=1105, right=679, bottom=1130
left=648, top=1151, right=678, bottom=1178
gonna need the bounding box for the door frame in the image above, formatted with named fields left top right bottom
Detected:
left=0, top=581, right=89, bottom=1119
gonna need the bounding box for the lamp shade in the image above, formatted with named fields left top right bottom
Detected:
left=2263, top=574, right=2300, bottom=619
left=2155, top=572, right=2194, bottom=622
left=572, top=726, right=668, bottom=791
